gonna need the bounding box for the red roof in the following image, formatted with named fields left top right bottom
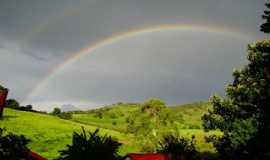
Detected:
left=27, top=151, right=47, bottom=160
left=126, top=153, right=169, bottom=160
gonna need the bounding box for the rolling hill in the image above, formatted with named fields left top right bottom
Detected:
left=0, top=101, right=216, bottom=160
left=0, top=108, right=132, bottom=159
left=71, top=101, right=211, bottom=132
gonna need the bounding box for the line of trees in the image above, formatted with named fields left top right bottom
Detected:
left=5, top=98, right=37, bottom=112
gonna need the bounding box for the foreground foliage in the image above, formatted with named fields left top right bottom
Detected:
left=0, top=128, right=30, bottom=160
left=202, top=40, right=270, bottom=160
left=261, top=3, right=270, bottom=33
left=158, top=135, right=197, bottom=160
left=0, top=108, right=129, bottom=159
left=56, top=128, right=121, bottom=160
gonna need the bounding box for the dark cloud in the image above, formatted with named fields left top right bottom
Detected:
left=28, top=31, right=249, bottom=110
left=0, top=0, right=267, bottom=110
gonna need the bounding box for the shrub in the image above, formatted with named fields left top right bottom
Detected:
left=6, top=99, right=37, bottom=113
left=6, top=99, right=20, bottom=109
left=51, top=108, right=72, bottom=120
left=109, top=112, right=117, bottom=119
left=94, top=111, right=103, bottom=119
left=158, top=135, right=197, bottom=160
left=0, top=128, right=30, bottom=160
left=112, top=121, right=117, bottom=126
left=58, top=112, right=72, bottom=120
left=56, top=128, right=121, bottom=160
left=51, top=108, right=61, bottom=115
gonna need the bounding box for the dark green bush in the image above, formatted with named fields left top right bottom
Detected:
left=0, top=128, right=30, bottom=160
left=51, top=108, right=72, bottom=120
left=56, top=128, right=121, bottom=160
left=51, top=108, right=61, bottom=115
left=58, top=112, right=72, bottom=120
left=6, top=99, right=37, bottom=113
left=112, top=121, right=117, bottom=126
left=158, top=135, right=197, bottom=160
left=0, top=85, right=7, bottom=90
left=94, top=111, right=103, bottom=119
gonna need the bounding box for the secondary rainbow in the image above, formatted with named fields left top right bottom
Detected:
left=24, top=24, right=251, bottom=102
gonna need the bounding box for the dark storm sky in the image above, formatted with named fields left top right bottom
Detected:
left=0, top=0, right=267, bottom=110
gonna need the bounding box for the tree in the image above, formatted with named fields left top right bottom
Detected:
left=202, top=40, right=270, bottom=160
left=261, top=3, right=270, bottom=33
left=58, top=112, right=72, bottom=120
left=127, top=99, right=173, bottom=152
left=24, top=105, right=33, bottom=111
left=56, top=128, right=121, bottom=160
left=6, top=99, right=20, bottom=109
left=51, top=107, right=61, bottom=116
left=0, top=85, right=6, bottom=90
left=95, top=111, right=103, bottom=119
left=158, top=135, right=197, bottom=160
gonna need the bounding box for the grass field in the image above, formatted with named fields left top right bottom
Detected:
left=0, top=108, right=132, bottom=159
left=71, top=101, right=217, bottom=152
left=0, top=101, right=217, bottom=159
left=71, top=101, right=211, bottom=132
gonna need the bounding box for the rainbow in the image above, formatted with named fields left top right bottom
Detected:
left=24, top=24, right=251, bottom=102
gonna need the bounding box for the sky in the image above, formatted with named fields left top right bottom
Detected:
left=0, top=0, right=268, bottom=111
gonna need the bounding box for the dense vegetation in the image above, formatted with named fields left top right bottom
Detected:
left=51, top=107, right=72, bottom=120
left=200, top=2, right=270, bottom=159
left=71, top=101, right=217, bottom=152
left=158, top=135, right=197, bottom=160
left=5, top=98, right=41, bottom=113
left=56, top=129, right=121, bottom=160
left=261, top=2, right=270, bottom=33
left=0, top=128, right=30, bottom=160
left=0, top=108, right=131, bottom=159
left=0, top=101, right=215, bottom=159
left=202, top=40, right=270, bottom=160
left=0, top=85, right=7, bottom=90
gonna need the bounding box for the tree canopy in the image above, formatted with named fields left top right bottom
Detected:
left=261, top=3, right=270, bottom=33
left=0, top=85, right=7, bottom=90
left=202, top=40, right=270, bottom=160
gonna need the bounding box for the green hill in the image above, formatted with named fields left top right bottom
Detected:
left=0, top=108, right=132, bottom=159
left=71, top=101, right=216, bottom=153
left=170, top=101, right=212, bottom=129
left=71, top=101, right=211, bottom=132
left=0, top=101, right=216, bottom=160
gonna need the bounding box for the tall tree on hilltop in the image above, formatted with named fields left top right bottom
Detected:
left=261, top=3, right=270, bottom=33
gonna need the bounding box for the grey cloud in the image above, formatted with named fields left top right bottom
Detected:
left=0, top=40, right=59, bottom=101
left=29, top=31, right=249, bottom=110
left=0, top=0, right=267, bottom=110
left=0, top=0, right=266, bottom=58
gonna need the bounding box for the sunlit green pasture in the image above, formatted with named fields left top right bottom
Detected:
left=0, top=102, right=218, bottom=160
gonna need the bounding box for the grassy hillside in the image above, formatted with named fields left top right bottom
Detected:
left=71, top=103, right=139, bottom=132
left=170, top=101, right=212, bottom=129
left=71, top=101, right=217, bottom=152
left=71, top=101, right=211, bottom=132
left=0, top=108, right=133, bottom=160
left=0, top=101, right=217, bottom=160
